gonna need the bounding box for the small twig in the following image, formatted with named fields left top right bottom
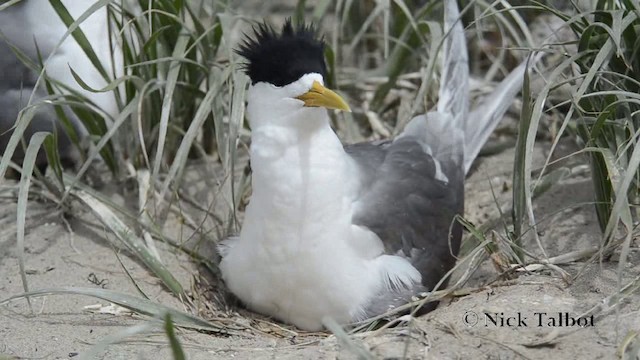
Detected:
left=578, top=272, right=640, bottom=320
left=61, top=213, right=81, bottom=254
left=510, top=247, right=599, bottom=272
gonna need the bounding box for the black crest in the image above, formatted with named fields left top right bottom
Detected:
left=236, top=19, right=327, bottom=87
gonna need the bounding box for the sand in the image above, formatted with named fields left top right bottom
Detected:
left=2, top=138, right=639, bottom=360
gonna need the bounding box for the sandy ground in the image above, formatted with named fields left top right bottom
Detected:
left=2, top=138, right=640, bottom=360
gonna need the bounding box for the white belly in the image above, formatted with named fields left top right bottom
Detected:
left=219, top=222, right=382, bottom=331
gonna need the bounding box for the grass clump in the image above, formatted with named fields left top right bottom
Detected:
left=513, top=0, right=640, bottom=252
left=568, top=0, right=640, bottom=244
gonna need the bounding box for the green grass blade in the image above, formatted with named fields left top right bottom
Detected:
left=164, top=314, right=186, bottom=360
left=0, top=0, right=21, bottom=11
left=311, top=0, right=333, bottom=22
left=211, top=67, right=233, bottom=160
left=62, top=95, right=140, bottom=200
left=511, top=56, right=533, bottom=261
left=0, top=107, right=35, bottom=180
left=604, top=126, right=640, bottom=242
left=69, top=66, right=139, bottom=93
left=48, top=0, right=112, bottom=83
left=19, top=0, right=112, bottom=111
left=293, top=0, right=307, bottom=27
left=42, top=131, right=65, bottom=190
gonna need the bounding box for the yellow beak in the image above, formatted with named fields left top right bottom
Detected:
left=296, top=81, right=351, bottom=112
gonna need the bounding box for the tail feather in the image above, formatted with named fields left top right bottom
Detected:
left=398, top=0, right=467, bottom=171
left=463, top=53, right=544, bottom=173
left=403, top=0, right=544, bottom=176
left=437, top=0, right=469, bottom=134
left=436, top=0, right=545, bottom=174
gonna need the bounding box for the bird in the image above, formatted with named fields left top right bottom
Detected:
left=219, top=1, right=535, bottom=331
left=0, top=0, right=121, bottom=117
left=0, top=40, right=79, bottom=174
left=0, top=0, right=119, bottom=174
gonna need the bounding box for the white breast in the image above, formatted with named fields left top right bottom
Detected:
left=220, top=124, right=374, bottom=330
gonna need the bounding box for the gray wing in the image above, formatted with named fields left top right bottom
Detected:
left=346, top=135, right=464, bottom=295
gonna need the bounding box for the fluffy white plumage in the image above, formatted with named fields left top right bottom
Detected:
left=219, top=73, right=422, bottom=331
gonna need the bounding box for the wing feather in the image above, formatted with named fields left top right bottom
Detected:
left=346, top=138, right=463, bottom=293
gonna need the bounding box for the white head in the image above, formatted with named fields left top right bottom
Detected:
left=246, top=72, right=350, bottom=131
left=237, top=20, right=350, bottom=131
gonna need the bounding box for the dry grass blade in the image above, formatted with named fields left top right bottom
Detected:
left=16, top=131, right=56, bottom=311
left=618, top=331, right=640, bottom=360
left=510, top=247, right=599, bottom=272
left=323, top=317, right=375, bottom=360
left=70, top=189, right=184, bottom=296
left=578, top=272, right=640, bottom=320
left=152, top=33, right=189, bottom=178
left=0, top=287, right=224, bottom=332
left=158, top=71, right=229, bottom=205
left=78, top=322, right=158, bottom=360
left=136, top=168, right=162, bottom=262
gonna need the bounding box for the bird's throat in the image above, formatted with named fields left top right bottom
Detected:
left=245, top=121, right=355, bottom=246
